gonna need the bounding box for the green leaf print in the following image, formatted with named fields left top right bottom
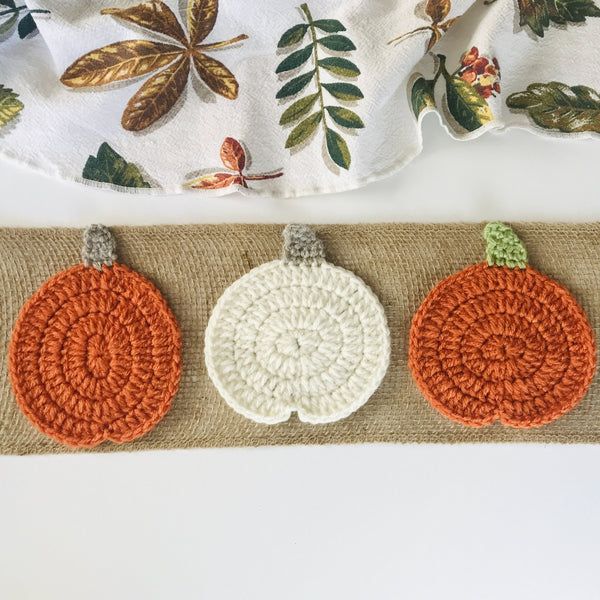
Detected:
left=410, top=77, right=436, bottom=117
left=325, top=128, right=351, bottom=169
left=317, top=34, right=356, bottom=52
left=0, top=1, right=49, bottom=40
left=318, top=57, right=360, bottom=78
left=276, top=3, right=365, bottom=171
left=517, top=0, right=600, bottom=37
left=322, top=82, right=364, bottom=101
left=279, top=93, right=319, bottom=125
left=406, top=51, right=499, bottom=133
left=276, top=45, right=314, bottom=73
left=277, top=23, right=309, bottom=47
left=325, top=106, right=364, bottom=128
left=82, top=142, right=151, bottom=188
left=276, top=70, right=316, bottom=99
left=312, top=19, right=345, bottom=32
left=285, top=112, right=322, bottom=148
left=445, top=74, right=493, bottom=131
left=0, top=84, right=24, bottom=127
left=506, top=81, right=600, bottom=133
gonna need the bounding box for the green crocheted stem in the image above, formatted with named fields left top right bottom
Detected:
left=483, top=222, right=527, bottom=269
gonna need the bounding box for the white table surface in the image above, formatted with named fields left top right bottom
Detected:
left=1, top=117, right=600, bottom=600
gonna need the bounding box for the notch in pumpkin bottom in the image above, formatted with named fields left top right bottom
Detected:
left=409, top=222, right=596, bottom=429
left=9, top=225, right=182, bottom=448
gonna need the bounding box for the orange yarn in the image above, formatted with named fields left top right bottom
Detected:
left=9, top=263, right=181, bottom=447
left=409, top=263, right=596, bottom=428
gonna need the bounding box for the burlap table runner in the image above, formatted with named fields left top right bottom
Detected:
left=1, top=223, right=599, bottom=455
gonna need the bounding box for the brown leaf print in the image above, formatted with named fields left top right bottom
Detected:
left=425, top=0, right=450, bottom=23
left=188, top=0, right=218, bottom=45
left=185, top=137, right=283, bottom=190
left=220, top=136, right=246, bottom=171
left=60, top=40, right=182, bottom=88
left=192, top=53, right=238, bottom=99
left=188, top=172, right=244, bottom=189
left=60, top=0, right=248, bottom=131
left=388, top=0, right=460, bottom=50
left=102, top=3, right=187, bottom=44
left=122, top=55, right=191, bottom=131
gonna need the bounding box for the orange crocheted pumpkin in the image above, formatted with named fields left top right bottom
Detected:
left=9, top=225, right=181, bottom=448
left=409, top=223, right=596, bottom=428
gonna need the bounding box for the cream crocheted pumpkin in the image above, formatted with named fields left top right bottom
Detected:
left=205, top=225, right=390, bottom=424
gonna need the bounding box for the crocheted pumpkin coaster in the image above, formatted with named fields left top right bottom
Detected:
left=205, top=225, right=390, bottom=424
left=409, top=222, right=597, bottom=428
left=9, top=225, right=182, bottom=448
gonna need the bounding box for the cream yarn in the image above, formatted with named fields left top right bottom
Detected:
left=205, top=225, right=390, bottom=424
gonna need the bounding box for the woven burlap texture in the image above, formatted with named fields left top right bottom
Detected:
left=1, top=223, right=599, bottom=455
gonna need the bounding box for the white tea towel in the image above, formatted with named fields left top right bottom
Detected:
left=0, top=0, right=598, bottom=197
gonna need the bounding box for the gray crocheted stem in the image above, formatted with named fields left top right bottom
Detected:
left=82, top=224, right=117, bottom=270
left=282, top=224, right=326, bottom=265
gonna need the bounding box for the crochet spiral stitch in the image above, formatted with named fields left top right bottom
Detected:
left=9, top=226, right=181, bottom=447
left=205, top=225, right=390, bottom=424
left=409, top=224, right=596, bottom=428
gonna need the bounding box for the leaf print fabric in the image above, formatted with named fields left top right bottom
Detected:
left=276, top=3, right=364, bottom=170
left=517, top=0, right=600, bottom=37
left=185, top=137, right=283, bottom=190
left=83, top=142, right=151, bottom=188
left=0, top=0, right=598, bottom=197
left=0, top=85, right=23, bottom=127
left=0, top=1, right=49, bottom=39
left=61, top=0, right=247, bottom=131
left=411, top=48, right=500, bottom=132
left=389, top=0, right=460, bottom=50
left=507, top=82, right=600, bottom=133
